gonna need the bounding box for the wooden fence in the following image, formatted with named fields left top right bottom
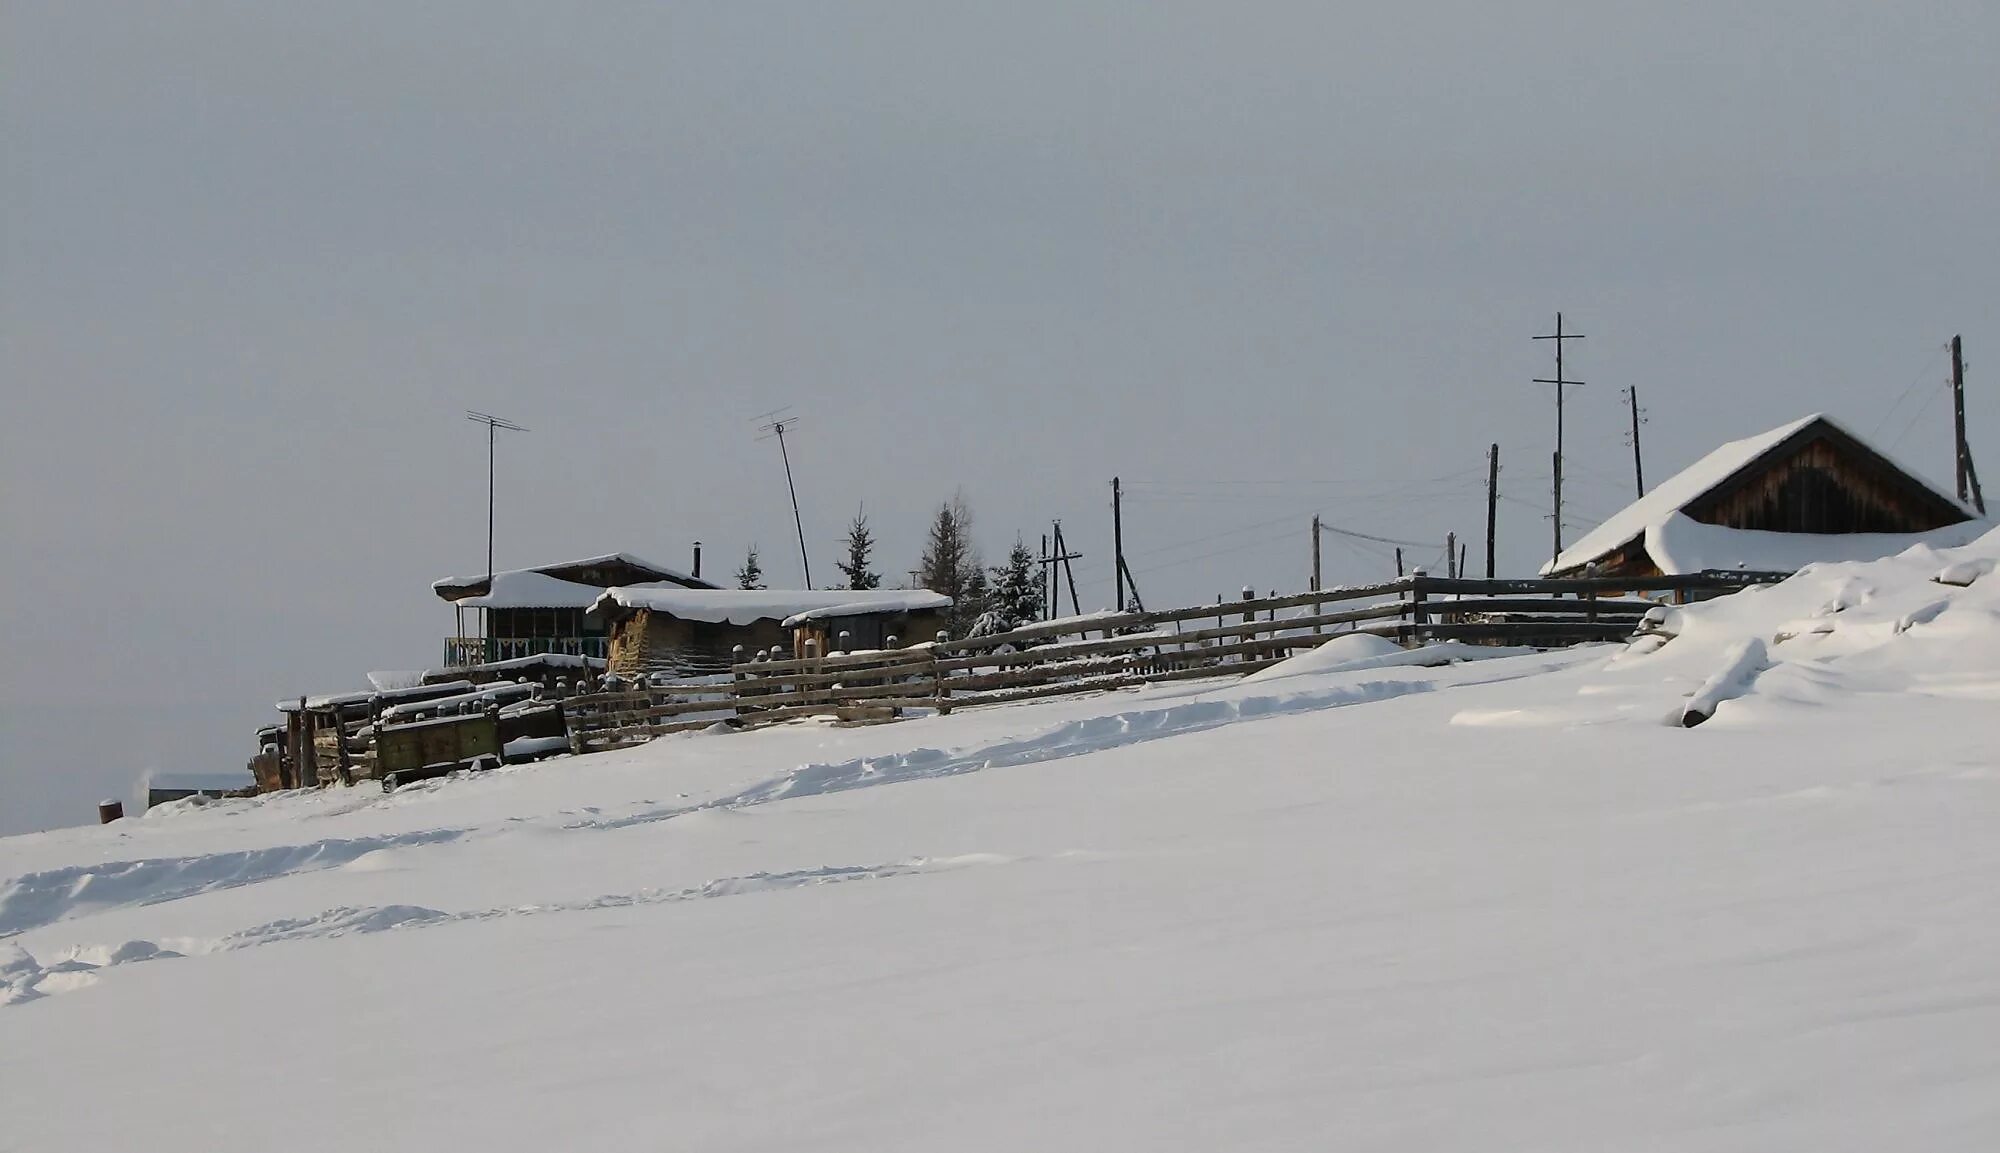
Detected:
left=562, top=570, right=1784, bottom=752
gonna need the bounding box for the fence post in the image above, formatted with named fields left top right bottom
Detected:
left=1240, top=586, right=1256, bottom=662
left=1408, top=569, right=1428, bottom=646
left=933, top=632, right=953, bottom=715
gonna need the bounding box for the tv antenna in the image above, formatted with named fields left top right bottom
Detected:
left=755, top=408, right=813, bottom=587
left=1533, top=312, right=1585, bottom=565
left=465, top=410, right=528, bottom=591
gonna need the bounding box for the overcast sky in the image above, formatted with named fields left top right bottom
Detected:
left=4, top=1, right=1996, bottom=834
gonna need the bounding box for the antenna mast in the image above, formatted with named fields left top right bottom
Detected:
left=755, top=409, right=813, bottom=587
left=465, top=410, right=528, bottom=590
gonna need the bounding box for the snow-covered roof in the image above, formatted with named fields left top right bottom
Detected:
left=781, top=592, right=956, bottom=628
left=1544, top=413, right=1969, bottom=575
left=1643, top=514, right=1991, bottom=576
left=278, top=681, right=476, bottom=712
left=452, top=571, right=612, bottom=610
left=434, top=552, right=715, bottom=603
left=590, top=587, right=950, bottom=627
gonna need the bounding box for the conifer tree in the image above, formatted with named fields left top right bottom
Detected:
left=735, top=545, right=766, bottom=590
left=918, top=493, right=983, bottom=635
left=992, top=537, right=1042, bottom=628
left=836, top=508, right=881, bottom=591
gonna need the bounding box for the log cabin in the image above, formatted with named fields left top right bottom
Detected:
left=1544, top=414, right=1985, bottom=581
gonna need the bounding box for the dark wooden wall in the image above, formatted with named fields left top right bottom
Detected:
left=1688, top=438, right=1965, bottom=535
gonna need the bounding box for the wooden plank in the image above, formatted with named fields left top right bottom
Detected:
left=733, top=656, right=935, bottom=689
left=1413, top=573, right=1786, bottom=597
left=1414, top=597, right=1653, bottom=616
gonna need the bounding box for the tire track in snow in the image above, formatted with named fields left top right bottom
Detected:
left=574, top=659, right=1582, bottom=833
left=1, top=855, right=1006, bottom=1006
left=0, top=829, right=468, bottom=939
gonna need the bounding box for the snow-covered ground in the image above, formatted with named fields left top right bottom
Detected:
left=5, top=531, right=2000, bottom=1151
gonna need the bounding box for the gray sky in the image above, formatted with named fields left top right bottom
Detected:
left=4, top=1, right=1996, bottom=834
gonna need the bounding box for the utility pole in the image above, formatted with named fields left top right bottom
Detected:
left=1551, top=451, right=1562, bottom=565
left=1534, top=312, right=1586, bottom=566
left=755, top=410, right=812, bottom=587
left=1112, top=477, right=1126, bottom=611
left=466, top=410, right=528, bottom=653
left=1624, top=385, right=1648, bottom=498
left=1955, top=336, right=1988, bottom=515
left=1485, top=443, right=1499, bottom=578
left=1040, top=533, right=1051, bottom=618
left=1049, top=520, right=1083, bottom=618
left=1310, top=514, right=1322, bottom=592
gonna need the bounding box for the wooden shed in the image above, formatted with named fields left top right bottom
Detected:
left=1546, top=414, right=1983, bottom=580
left=588, top=588, right=952, bottom=677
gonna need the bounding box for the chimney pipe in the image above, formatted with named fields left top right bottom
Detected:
left=692, top=541, right=702, bottom=580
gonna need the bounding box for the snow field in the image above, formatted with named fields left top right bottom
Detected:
left=3, top=529, right=1999, bottom=1150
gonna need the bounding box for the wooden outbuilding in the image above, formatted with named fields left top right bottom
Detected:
left=588, top=588, right=952, bottom=676
left=1545, top=414, right=1984, bottom=581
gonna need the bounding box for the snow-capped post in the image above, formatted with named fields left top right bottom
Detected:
left=1241, top=586, right=1256, bottom=661
left=838, top=630, right=851, bottom=655
left=1408, top=569, right=1428, bottom=646
left=803, top=639, right=820, bottom=706
left=289, top=696, right=308, bottom=790
left=1584, top=562, right=1600, bottom=622
left=98, top=799, right=122, bottom=824
left=932, top=631, right=953, bottom=714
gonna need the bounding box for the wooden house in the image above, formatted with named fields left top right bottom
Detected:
left=433, top=551, right=717, bottom=667
left=1545, top=414, right=1984, bottom=581
left=587, top=588, right=952, bottom=676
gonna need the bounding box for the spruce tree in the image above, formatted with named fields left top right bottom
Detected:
left=918, top=493, right=982, bottom=635
left=992, top=537, right=1042, bottom=628
left=735, top=545, right=766, bottom=590
left=836, top=508, right=881, bottom=590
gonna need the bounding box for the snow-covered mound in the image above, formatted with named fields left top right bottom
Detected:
left=1242, top=631, right=1534, bottom=685
left=5, top=528, right=2000, bottom=1151
left=1572, top=524, right=2000, bottom=728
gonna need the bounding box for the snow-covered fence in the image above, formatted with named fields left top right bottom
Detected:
left=561, top=571, right=1789, bottom=748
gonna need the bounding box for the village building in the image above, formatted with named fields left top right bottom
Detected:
left=587, top=587, right=952, bottom=676
left=432, top=551, right=717, bottom=666
left=1545, top=414, right=1986, bottom=581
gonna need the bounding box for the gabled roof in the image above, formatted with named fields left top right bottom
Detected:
left=434, top=552, right=716, bottom=604
left=1544, top=414, right=1972, bottom=575
left=587, top=587, right=950, bottom=628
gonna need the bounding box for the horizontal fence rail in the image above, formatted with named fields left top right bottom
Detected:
left=559, top=570, right=1784, bottom=751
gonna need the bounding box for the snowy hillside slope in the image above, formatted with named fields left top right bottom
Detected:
left=4, top=529, right=2000, bottom=1151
